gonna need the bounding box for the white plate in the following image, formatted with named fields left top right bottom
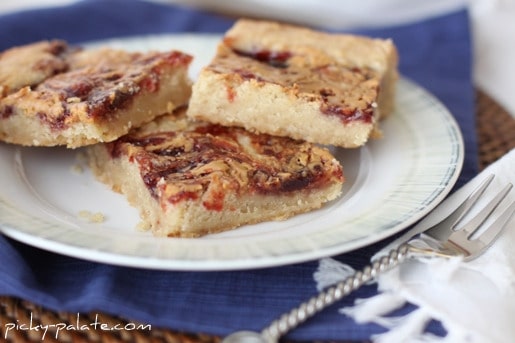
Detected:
left=0, top=34, right=463, bottom=271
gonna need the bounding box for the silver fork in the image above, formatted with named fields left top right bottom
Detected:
left=223, top=174, right=515, bottom=343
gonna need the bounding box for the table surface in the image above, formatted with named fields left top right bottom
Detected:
left=1, top=2, right=515, bottom=341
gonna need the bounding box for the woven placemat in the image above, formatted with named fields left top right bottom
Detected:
left=1, top=89, right=514, bottom=343
left=476, top=90, right=515, bottom=169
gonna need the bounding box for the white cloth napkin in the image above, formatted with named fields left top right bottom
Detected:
left=315, top=148, right=515, bottom=343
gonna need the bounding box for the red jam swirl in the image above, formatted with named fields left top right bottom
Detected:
left=233, top=49, right=292, bottom=68
left=0, top=105, right=13, bottom=119
left=320, top=103, right=375, bottom=123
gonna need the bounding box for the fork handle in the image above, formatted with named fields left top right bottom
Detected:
left=261, top=243, right=411, bottom=342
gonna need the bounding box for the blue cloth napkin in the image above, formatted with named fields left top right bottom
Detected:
left=0, top=0, right=476, bottom=341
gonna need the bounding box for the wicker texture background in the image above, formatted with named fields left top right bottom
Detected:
left=1, top=89, right=514, bottom=343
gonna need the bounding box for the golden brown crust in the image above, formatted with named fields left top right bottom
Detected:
left=0, top=40, right=192, bottom=148
left=0, top=40, right=72, bottom=97
left=187, top=19, right=398, bottom=148
left=223, top=19, right=398, bottom=78
left=87, top=108, right=344, bottom=237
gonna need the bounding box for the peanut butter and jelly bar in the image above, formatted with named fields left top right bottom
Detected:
left=0, top=40, right=192, bottom=148
left=187, top=19, right=398, bottom=148
left=87, top=108, right=344, bottom=237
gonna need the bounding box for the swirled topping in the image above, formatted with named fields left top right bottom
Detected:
left=0, top=40, right=71, bottom=97
left=0, top=39, right=192, bottom=131
left=208, top=45, right=379, bottom=123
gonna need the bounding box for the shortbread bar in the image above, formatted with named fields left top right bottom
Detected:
left=87, top=108, right=344, bottom=237
left=0, top=40, right=192, bottom=148
left=187, top=19, right=398, bottom=148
